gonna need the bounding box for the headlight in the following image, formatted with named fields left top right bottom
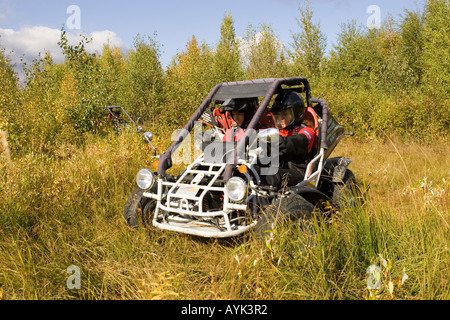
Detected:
left=136, top=169, right=155, bottom=190
left=225, top=177, right=247, bottom=202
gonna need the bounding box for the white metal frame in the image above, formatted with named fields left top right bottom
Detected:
left=143, top=141, right=326, bottom=238
left=144, top=153, right=259, bottom=238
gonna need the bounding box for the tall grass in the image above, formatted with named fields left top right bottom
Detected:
left=0, top=131, right=448, bottom=300
left=1, top=0, right=449, bottom=301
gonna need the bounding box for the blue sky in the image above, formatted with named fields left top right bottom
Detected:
left=0, top=0, right=425, bottom=70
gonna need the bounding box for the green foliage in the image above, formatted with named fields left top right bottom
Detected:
left=120, top=34, right=164, bottom=123
left=164, top=36, right=215, bottom=128
left=98, top=44, right=126, bottom=107
left=244, top=24, right=289, bottom=79
left=323, top=1, right=449, bottom=140
left=212, top=12, right=245, bottom=83
left=398, top=9, right=425, bottom=86
left=0, top=43, right=19, bottom=134
left=421, top=0, right=450, bottom=98
left=1, top=1, right=449, bottom=155
left=290, top=0, right=327, bottom=80
left=19, top=52, right=65, bottom=153
left=58, top=29, right=109, bottom=136
left=7, top=29, right=108, bottom=154
left=326, top=21, right=384, bottom=89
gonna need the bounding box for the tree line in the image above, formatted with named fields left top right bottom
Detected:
left=0, top=0, right=448, bottom=157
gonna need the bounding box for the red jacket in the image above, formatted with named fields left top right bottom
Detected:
left=280, top=123, right=315, bottom=153
left=278, top=122, right=316, bottom=170
left=223, top=127, right=245, bottom=142
left=223, top=123, right=316, bottom=152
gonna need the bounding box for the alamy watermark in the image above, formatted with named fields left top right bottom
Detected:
left=66, top=5, right=81, bottom=30
left=366, top=264, right=382, bottom=290
left=169, top=121, right=280, bottom=176
left=66, top=265, right=81, bottom=290
left=367, top=5, right=381, bottom=30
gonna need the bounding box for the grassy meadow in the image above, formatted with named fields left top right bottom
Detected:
left=0, top=0, right=449, bottom=300
left=0, top=130, right=448, bottom=300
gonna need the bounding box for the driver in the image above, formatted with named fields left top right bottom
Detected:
left=261, top=91, right=316, bottom=188
left=221, top=98, right=258, bottom=142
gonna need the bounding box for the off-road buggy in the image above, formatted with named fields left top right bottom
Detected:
left=106, top=106, right=142, bottom=132
left=124, top=77, right=357, bottom=239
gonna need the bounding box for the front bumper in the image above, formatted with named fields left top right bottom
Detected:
left=143, top=158, right=256, bottom=238
left=152, top=218, right=257, bottom=238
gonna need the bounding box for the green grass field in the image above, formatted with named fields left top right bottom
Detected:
left=0, top=131, right=448, bottom=300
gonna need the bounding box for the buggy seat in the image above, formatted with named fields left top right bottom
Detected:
left=302, top=106, right=320, bottom=179
left=213, top=108, right=233, bottom=132
left=302, top=106, right=319, bottom=149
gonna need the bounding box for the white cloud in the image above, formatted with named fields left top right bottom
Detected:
left=0, top=26, right=124, bottom=78
left=86, top=30, right=124, bottom=54
left=0, top=26, right=63, bottom=63
left=237, top=31, right=286, bottom=67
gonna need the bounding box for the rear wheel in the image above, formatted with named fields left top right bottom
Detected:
left=332, top=169, right=360, bottom=208
left=124, top=188, right=156, bottom=229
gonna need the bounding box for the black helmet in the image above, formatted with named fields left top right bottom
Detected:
left=222, top=98, right=257, bottom=113
left=270, top=91, right=305, bottom=128
left=221, top=98, right=258, bottom=128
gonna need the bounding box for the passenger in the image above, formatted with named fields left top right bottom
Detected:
left=261, top=91, right=316, bottom=188
left=221, top=98, right=258, bottom=142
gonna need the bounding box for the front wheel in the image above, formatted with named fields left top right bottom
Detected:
left=124, top=188, right=156, bottom=229
left=254, top=193, right=315, bottom=240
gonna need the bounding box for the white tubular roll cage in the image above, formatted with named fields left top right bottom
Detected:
left=144, top=78, right=340, bottom=238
